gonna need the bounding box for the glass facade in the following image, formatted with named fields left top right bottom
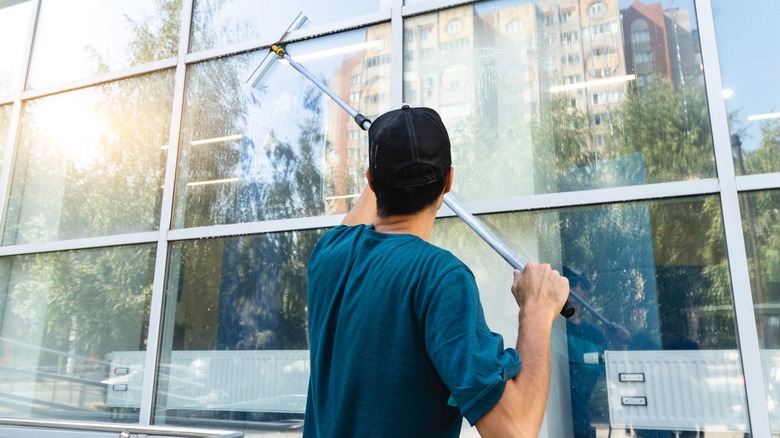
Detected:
left=3, top=71, right=175, bottom=245
left=0, top=0, right=32, bottom=97
left=189, top=0, right=388, bottom=52
left=0, top=0, right=778, bottom=437
left=173, top=26, right=390, bottom=228
left=153, top=230, right=323, bottom=429
left=712, top=0, right=780, bottom=176
left=741, top=190, right=780, bottom=435
left=27, top=0, right=181, bottom=90
left=403, top=0, right=714, bottom=201
left=0, top=245, right=156, bottom=423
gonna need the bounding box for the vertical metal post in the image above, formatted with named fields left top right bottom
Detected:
left=0, top=0, right=40, bottom=239
left=138, top=0, right=195, bottom=425
left=696, top=0, right=771, bottom=435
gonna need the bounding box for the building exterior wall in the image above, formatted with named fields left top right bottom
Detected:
left=0, top=0, right=779, bottom=436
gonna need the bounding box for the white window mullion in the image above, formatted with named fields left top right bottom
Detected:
left=0, top=0, right=40, bottom=241
left=138, top=0, right=194, bottom=426
left=696, top=0, right=771, bottom=435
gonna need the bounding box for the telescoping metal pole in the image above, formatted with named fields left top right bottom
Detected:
left=262, top=44, right=576, bottom=319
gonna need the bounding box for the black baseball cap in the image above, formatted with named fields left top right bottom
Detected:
left=368, top=105, right=451, bottom=188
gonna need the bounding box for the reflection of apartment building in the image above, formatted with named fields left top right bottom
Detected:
left=325, top=23, right=392, bottom=211
left=325, top=0, right=704, bottom=199
left=404, top=5, right=477, bottom=120
left=621, top=0, right=702, bottom=90
left=538, top=0, right=626, bottom=149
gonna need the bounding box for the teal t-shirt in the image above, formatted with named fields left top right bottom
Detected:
left=304, top=224, right=521, bottom=437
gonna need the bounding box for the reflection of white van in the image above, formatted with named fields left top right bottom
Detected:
left=605, top=350, right=780, bottom=434
left=104, top=350, right=309, bottom=413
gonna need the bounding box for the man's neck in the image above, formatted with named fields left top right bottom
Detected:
left=373, top=205, right=439, bottom=241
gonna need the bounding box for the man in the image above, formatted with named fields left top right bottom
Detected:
left=563, top=267, right=607, bottom=438
left=304, top=105, right=569, bottom=437
left=564, top=267, right=630, bottom=438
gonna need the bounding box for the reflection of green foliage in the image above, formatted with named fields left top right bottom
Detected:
left=621, top=77, right=715, bottom=182
left=532, top=95, right=588, bottom=174
left=189, top=0, right=257, bottom=52
left=260, top=85, right=325, bottom=220
left=60, top=71, right=174, bottom=238
left=225, top=84, right=325, bottom=350
left=743, top=118, right=780, bottom=175
left=0, top=1, right=179, bottom=375
left=741, top=189, right=780, bottom=349
left=126, top=0, right=182, bottom=64
left=43, top=246, right=155, bottom=362
left=451, top=101, right=535, bottom=199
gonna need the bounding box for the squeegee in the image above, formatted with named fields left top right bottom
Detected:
left=248, top=27, right=576, bottom=319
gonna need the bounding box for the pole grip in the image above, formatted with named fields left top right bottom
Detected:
left=443, top=194, right=575, bottom=319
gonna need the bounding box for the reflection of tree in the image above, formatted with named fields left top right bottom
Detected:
left=621, top=76, right=714, bottom=182
left=189, top=0, right=257, bottom=52
left=532, top=95, right=589, bottom=179
left=742, top=117, right=780, bottom=175
left=3, top=0, right=179, bottom=382
left=24, top=0, right=181, bottom=373
left=126, top=0, right=182, bottom=64
left=59, top=72, right=174, bottom=238
left=43, top=247, right=156, bottom=363
left=738, top=118, right=780, bottom=348
left=523, top=75, right=739, bottom=349
left=176, top=54, right=247, bottom=228
left=216, top=84, right=326, bottom=350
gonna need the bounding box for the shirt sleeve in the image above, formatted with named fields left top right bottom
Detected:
left=423, top=265, right=521, bottom=425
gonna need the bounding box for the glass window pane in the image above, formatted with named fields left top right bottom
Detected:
left=741, top=189, right=780, bottom=433
left=432, top=196, right=747, bottom=436
left=153, top=229, right=325, bottom=432
left=713, top=0, right=780, bottom=176
left=190, top=0, right=387, bottom=52
left=3, top=71, right=174, bottom=245
left=403, top=0, right=714, bottom=201
left=0, top=245, right=156, bottom=423
left=174, top=26, right=391, bottom=228
left=27, top=0, right=181, bottom=90
left=0, top=1, right=32, bottom=96
left=0, top=104, right=11, bottom=170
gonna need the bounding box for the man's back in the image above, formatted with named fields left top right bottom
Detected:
left=304, top=224, right=517, bottom=437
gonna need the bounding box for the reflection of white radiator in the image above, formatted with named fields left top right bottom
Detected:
left=104, top=350, right=309, bottom=413
left=605, top=350, right=780, bottom=433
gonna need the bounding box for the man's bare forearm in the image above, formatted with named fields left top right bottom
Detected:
left=475, top=264, right=567, bottom=437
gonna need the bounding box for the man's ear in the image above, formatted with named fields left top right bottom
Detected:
left=366, top=168, right=375, bottom=193
left=443, top=167, right=454, bottom=194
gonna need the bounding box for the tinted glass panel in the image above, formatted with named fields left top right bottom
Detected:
left=27, top=0, right=180, bottom=89
left=0, top=245, right=155, bottom=423
left=153, top=229, right=325, bottom=432
left=190, top=0, right=386, bottom=52
left=3, top=71, right=174, bottom=245
left=174, top=26, right=391, bottom=228
left=432, top=196, right=747, bottom=436
left=712, top=0, right=780, bottom=176
left=0, top=1, right=32, bottom=96
left=741, top=189, right=780, bottom=433
left=403, top=0, right=713, bottom=201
